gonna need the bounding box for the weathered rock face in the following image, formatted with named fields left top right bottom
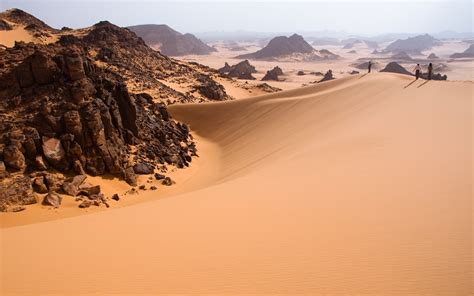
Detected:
left=0, top=176, right=37, bottom=212
left=3, top=145, right=26, bottom=171
left=262, top=66, right=284, bottom=81
left=42, top=192, right=62, bottom=207
left=219, top=60, right=257, bottom=80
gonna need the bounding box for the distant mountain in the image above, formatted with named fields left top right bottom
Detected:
left=236, top=34, right=338, bottom=61
left=384, top=34, right=439, bottom=54
left=0, top=8, right=56, bottom=32
left=341, top=39, right=378, bottom=49
left=237, top=34, right=313, bottom=59
left=218, top=60, right=257, bottom=80
left=0, top=8, right=58, bottom=45
left=128, top=24, right=216, bottom=56
left=391, top=51, right=412, bottom=61
left=450, top=44, right=474, bottom=58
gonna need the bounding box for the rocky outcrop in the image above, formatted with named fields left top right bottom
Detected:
left=379, top=62, right=413, bottom=76
left=237, top=34, right=314, bottom=60
left=194, top=74, right=228, bottom=100
left=319, top=70, right=335, bottom=83
left=219, top=60, right=257, bottom=80
left=0, top=41, right=195, bottom=211
left=262, top=66, right=284, bottom=81
left=128, top=24, right=216, bottom=56
left=427, top=53, right=439, bottom=59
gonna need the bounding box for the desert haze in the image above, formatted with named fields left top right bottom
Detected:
left=0, top=2, right=473, bottom=296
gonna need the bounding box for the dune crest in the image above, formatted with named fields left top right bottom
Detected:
left=1, top=73, right=472, bottom=294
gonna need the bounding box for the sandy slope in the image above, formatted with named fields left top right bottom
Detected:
left=1, top=73, right=472, bottom=295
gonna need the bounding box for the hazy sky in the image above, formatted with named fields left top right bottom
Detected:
left=1, top=0, right=473, bottom=35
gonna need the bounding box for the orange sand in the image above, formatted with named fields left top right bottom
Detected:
left=1, top=73, right=472, bottom=295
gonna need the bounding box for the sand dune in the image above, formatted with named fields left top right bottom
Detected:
left=1, top=73, right=472, bottom=295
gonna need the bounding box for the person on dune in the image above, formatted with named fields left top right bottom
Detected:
left=368, top=61, right=372, bottom=73
left=428, top=63, right=433, bottom=80
left=414, top=64, right=422, bottom=80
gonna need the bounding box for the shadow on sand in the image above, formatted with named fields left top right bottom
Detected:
left=358, top=73, right=369, bottom=79
left=417, top=80, right=430, bottom=88
left=404, top=80, right=418, bottom=88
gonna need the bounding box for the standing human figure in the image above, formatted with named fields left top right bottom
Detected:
left=414, top=64, right=422, bottom=80
left=428, top=63, right=433, bottom=80
left=368, top=61, right=372, bottom=73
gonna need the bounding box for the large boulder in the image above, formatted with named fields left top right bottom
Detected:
left=0, top=176, right=37, bottom=212
left=42, top=137, right=66, bottom=167
left=42, top=192, right=62, bottom=207
left=262, top=66, right=283, bottom=81
left=3, top=145, right=26, bottom=171
left=133, top=163, right=154, bottom=174
left=62, top=174, right=87, bottom=196
left=219, top=60, right=257, bottom=80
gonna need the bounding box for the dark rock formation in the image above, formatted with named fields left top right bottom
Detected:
left=379, top=62, right=413, bottom=76
left=219, top=60, right=257, bottom=80
left=297, top=70, right=305, bottom=76
left=427, top=53, right=439, bottom=59
left=193, top=74, right=228, bottom=100
left=133, top=163, right=154, bottom=174
left=128, top=24, right=216, bottom=56
left=237, top=34, right=314, bottom=60
left=162, top=176, right=174, bottom=186
left=319, top=70, right=335, bottom=83
left=421, top=72, right=447, bottom=81
left=450, top=44, right=474, bottom=58
left=218, top=62, right=232, bottom=74
left=0, top=39, right=196, bottom=211
left=262, top=66, right=284, bottom=81
left=253, top=83, right=282, bottom=93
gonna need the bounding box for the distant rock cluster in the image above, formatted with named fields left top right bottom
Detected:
left=218, top=60, right=257, bottom=80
